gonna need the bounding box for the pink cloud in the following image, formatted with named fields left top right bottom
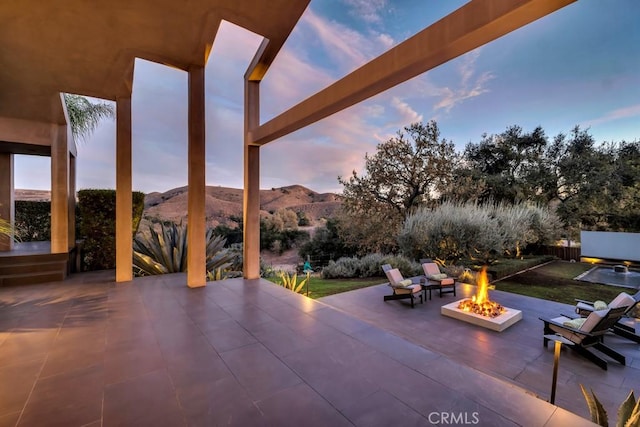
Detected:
left=433, top=48, right=494, bottom=114
left=583, top=104, right=640, bottom=126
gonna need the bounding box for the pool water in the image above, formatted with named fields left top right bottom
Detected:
left=576, top=266, right=640, bottom=290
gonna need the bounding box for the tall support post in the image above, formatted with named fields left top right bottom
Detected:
left=243, top=80, right=260, bottom=279
left=116, top=96, right=133, bottom=282
left=187, top=66, right=206, bottom=287
left=51, top=124, right=69, bottom=253
left=0, top=154, right=15, bottom=251
left=68, top=154, right=76, bottom=250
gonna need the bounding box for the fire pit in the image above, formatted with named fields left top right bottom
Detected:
left=441, top=267, right=522, bottom=332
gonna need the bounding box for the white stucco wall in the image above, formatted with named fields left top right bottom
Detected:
left=580, top=231, right=640, bottom=262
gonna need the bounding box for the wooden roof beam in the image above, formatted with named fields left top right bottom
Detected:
left=248, top=0, right=577, bottom=146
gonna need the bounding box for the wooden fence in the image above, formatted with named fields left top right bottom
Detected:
left=539, top=245, right=581, bottom=261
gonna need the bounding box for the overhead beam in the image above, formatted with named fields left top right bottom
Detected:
left=243, top=1, right=311, bottom=82
left=249, top=0, right=576, bottom=146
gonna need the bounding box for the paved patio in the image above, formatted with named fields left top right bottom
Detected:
left=0, top=273, right=606, bottom=426
left=321, top=281, right=640, bottom=421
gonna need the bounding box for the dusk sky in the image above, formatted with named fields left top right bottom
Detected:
left=14, top=0, right=640, bottom=194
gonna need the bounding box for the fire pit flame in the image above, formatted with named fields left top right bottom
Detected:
left=458, top=267, right=506, bottom=318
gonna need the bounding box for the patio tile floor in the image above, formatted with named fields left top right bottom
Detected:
left=0, top=272, right=604, bottom=426
left=321, top=281, right=640, bottom=423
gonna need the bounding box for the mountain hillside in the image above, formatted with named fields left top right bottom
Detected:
left=141, top=184, right=341, bottom=227
left=15, top=185, right=342, bottom=227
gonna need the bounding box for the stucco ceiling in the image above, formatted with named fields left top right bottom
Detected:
left=0, top=0, right=310, bottom=123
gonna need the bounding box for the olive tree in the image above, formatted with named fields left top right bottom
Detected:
left=338, top=120, right=457, bottom=253
left=398, top=201, right=560, bottom=263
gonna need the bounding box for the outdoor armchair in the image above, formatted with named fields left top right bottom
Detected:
left=420, top=260, right=456, bottom=299
left=540, top=306, right=629, bottom=370
left=574, top=290, right=640, bottom=343
left=382, top=264, right=423, bottom=308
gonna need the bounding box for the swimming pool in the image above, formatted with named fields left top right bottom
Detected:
left=576, top=266, right=640, bottom=290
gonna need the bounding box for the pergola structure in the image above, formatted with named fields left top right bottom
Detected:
left=0, top=0, right=576, bottom=287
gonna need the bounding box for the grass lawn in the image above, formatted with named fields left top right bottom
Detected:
left=267, top=276, right=384, bottom=299
left=493, top=260, right=629, bottom=305
left=266, top=259, right=633, bottom=306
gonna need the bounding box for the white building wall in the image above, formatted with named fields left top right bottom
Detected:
left=580, top=231, right=640, bottom=262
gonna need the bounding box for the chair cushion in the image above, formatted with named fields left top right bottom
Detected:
left=398, top=279, right=413, bottom=287
left=563, top=318, right=587, bottom=329
left=392, top=284, right=421, bottom=294
left=428, top=273, right=448, bottom=280
left=386, top=268, right=404, bottom=285
left=593, top=300, right=608, bottom=311
left=422, top=263, right=441, bottom=276
left=549, top=316, right=585, bottom=344
left=579, top=309, right=608, bottom=332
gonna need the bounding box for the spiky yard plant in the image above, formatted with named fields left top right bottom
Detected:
left=580, top=385, right=640, bottom=427
left=133, top=222, right=234, bottom=276
left=0, top=217, right=12, bottom=239
left=278, top=271, right=308, bottom=294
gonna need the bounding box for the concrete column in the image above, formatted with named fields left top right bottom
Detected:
left=68, top=154, right=76, bottom=248
left=187, top=66, right=206, bottom=288
left=116, top=97, right=133, bottom=282
left=0, top=154, right=14, bottom=251
left=243, top=80, right=260, bottom=279
left=51, top=124, right=69, bottom=253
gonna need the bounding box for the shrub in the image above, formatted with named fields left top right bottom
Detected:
left=358, top=253, right=386, bottom=278
left=322, top=257, right=360, bottom=279
left=321, top=253, right=420, bottom=279
left=398, top=201, right=561, bottom=264
left=260, top=219, right=309, bottom=253
left=77, top=189, right=145, bottom=271
left=297, top=211, right=310, bottom=226
left=298, top=218, right=357, bottom=266
left=14, top=200, right=51, bottom=241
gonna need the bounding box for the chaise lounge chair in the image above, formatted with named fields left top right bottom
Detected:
left=574, top=290, right=640, bottom=343
left=540, top=306, right=629, bottom=370
left=420, top=259, right=456, bottom=300
left=382, top=264, right=423, bottom=308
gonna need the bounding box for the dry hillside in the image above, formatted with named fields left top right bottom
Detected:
left=14, top=189, right=51, bottom=201
left=15, top=185, right=341, bottom=228
left=144, top=184, right=341, bottom=227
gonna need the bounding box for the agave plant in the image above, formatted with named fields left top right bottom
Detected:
left=278, top=271, right=308, bottom=294
left=0, top=217, right=12, bottom=239
left=580, top=385, right=640, bottom=427
left=133, top=222, right=234, bottom=276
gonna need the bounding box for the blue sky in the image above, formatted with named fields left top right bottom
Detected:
left=14, top=0, right=640, bottom=194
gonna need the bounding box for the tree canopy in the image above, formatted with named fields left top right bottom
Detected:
left=338, top=121, right=457, bottom=253
left=64, top=94, right=115, bottom=141
left=339, top=120, right=640, bottom=254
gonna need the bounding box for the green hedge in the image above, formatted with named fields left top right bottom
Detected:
left=15, top=201, right=51, bottom=241
left=77, top=189, right=145, bottom=271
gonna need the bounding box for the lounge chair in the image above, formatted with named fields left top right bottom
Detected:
left=574, top=290, right=640, bottom=343
left=382, top=264, right=423, bottom=308
left=540, top=306, right=629, bottom=370
left=420, top=260, right=456, bottom=300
